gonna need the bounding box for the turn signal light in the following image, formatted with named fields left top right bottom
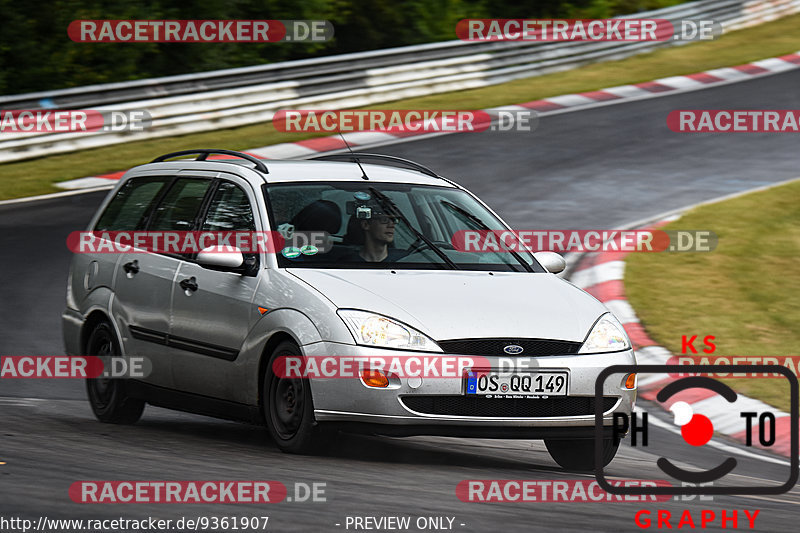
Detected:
left=625, top=373, right=637, bottom=389
left=360, top=369, right=389, bottom=388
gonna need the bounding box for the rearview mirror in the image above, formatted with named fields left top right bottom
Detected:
left=534, top=251, right=566, bottom=274
left=197, top=246, right=245, bottom=270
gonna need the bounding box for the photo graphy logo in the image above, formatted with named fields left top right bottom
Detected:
left=594, top=364, right=798, bottom=495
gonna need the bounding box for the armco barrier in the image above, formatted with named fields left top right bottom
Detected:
left=1, top=0, right=798, bottom=163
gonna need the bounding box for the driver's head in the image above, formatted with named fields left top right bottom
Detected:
left=360, top=213, right=397, bottom=245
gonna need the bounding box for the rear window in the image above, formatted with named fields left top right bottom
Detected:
left=148, top=178, right=213, bottom=231
left=94, top=177, right=169, bottom=231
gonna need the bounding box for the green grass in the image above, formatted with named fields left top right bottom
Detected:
left=2, top=13, right=800, bottom=200
left=625, top=180, right=800, bottom=412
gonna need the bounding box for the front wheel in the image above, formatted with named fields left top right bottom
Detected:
left=85, top=322, right=145, bottom=424
left=544, top=437, right=619, bottom=471
left=263, top=341, right=329, bottom=454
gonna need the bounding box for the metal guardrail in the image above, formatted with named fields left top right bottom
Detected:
left=0, top=0, right=798, bottom=163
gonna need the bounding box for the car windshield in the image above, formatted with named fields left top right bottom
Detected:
left=264, top=181, right=544, bottom=272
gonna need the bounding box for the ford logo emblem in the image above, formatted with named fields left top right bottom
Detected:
left=503, top=345, right=524, bottom=355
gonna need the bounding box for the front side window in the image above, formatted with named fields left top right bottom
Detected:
left=200, top=181, right=260, bottom=270
left=202, top=182, right=256, bottom=231
left=264, top=182, right=543, bottom=272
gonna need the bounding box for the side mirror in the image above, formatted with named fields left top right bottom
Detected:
left=534, top=251, right=566, bottom=274
left=197, top=245, right=245, bottom=271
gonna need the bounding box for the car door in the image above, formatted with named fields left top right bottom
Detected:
left=169, top=177, right=263, bottom=400
left=111, top=175, right=213, bottom=389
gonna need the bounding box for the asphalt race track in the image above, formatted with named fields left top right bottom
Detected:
left=0, top=69, right=798, bottom=531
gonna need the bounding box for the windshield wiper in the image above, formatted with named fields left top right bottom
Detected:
left=440, top=200, right=533, bottom=273
left=368, top=187, right=459, bottom=270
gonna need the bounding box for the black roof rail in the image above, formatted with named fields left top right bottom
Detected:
left=310, top=152, right=439, bottom=179
left=151, top=149, right=268, bottom=174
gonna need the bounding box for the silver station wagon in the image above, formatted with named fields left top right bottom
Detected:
left=62, top=149, right=636, bottom=470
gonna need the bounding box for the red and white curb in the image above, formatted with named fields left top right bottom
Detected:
left=55, top=50, right=800, bottom=191
left=569, top=218, right=795, bottom=458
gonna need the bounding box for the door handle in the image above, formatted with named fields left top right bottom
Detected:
left=179, top=276, right=198, bottom=292
left=123, top=260, right=139, bottom=275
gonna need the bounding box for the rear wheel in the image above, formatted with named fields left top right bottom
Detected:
left=263, top=341, right=329, bottom=454
left=85, top=322, right=145, bottom=424
left=544, top=437, right=619, bottom=471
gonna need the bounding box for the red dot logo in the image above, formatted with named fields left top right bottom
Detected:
left=670, top=401, right=714, bottom=446
left=681, top=414, right=714, bottom=446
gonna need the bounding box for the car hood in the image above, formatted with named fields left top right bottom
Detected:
left=287, top=269, right=608, bottom=342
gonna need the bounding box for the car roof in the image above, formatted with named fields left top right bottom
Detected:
left=131, top=159, right=457, bottom=188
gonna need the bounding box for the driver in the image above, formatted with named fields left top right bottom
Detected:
left=356, top=212, right=405, bottom=262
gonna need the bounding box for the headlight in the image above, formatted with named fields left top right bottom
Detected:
left=337, top=309, right=441, bottom=352
left=579, top=313, right=631, bottom=353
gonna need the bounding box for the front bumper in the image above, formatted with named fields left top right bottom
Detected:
left=304, top=342, right=636, bottom=433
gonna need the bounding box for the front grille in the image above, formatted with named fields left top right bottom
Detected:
left=437, top=338, right=581, bottom=357
left=400, top=395, right=617, bottom=417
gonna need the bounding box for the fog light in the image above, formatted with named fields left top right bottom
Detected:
left=361, top=369, right=389, bottom=388
left=625, top=373, right=637, bottom=389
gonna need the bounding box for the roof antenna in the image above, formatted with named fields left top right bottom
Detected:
left=338, top=130, right=369, bottom=180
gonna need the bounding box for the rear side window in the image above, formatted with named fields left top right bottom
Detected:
left=148, top=178, right=212, bottom=231
left=94, top=177, right=168, bottom=231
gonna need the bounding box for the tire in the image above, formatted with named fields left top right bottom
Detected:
left=85, top=322, right=145, bottom=424
left=544, top=437, right=620, bottom=471
left=263, top=341, right=329, bottom=454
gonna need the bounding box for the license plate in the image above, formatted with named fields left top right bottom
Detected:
left=464, top=371, right=568, bottom=398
